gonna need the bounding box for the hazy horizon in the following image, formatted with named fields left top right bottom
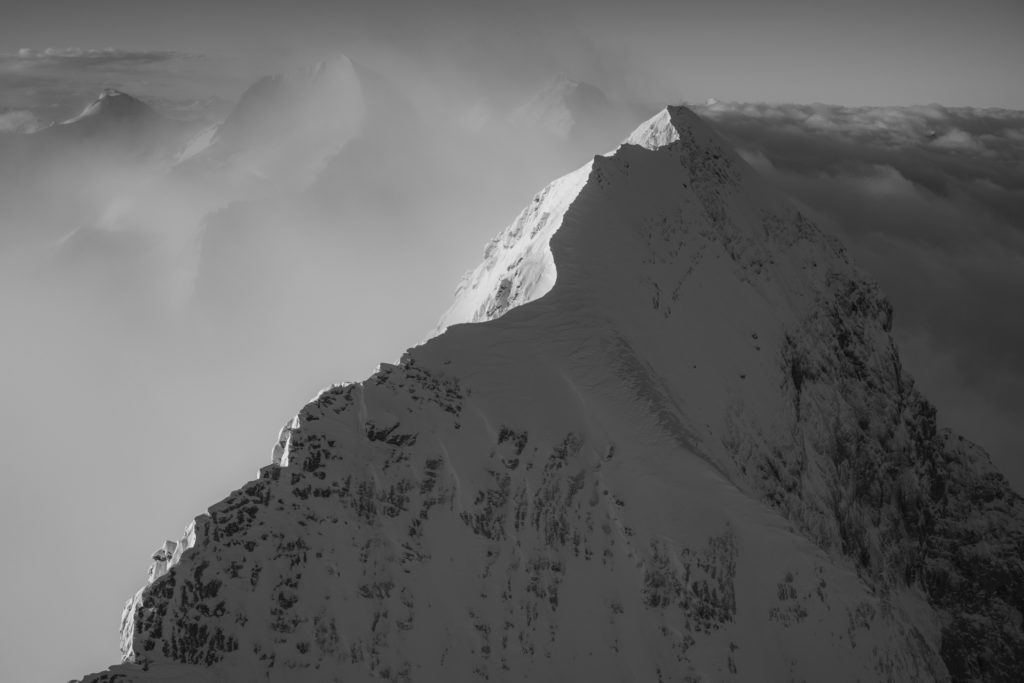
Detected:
left=4, top=0, right=1024, bottom=120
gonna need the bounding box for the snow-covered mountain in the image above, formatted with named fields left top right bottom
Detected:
left=61, top=89, right=157, bottom=127
left=0, top=89, right=181, bottom=172
left=77, top=106, right=1023, bottom=682
left=0, top=89, right=196, bottom=258
left=173, top=55, right=409, bottom=193
left=33, top=89, right=181, bottom=156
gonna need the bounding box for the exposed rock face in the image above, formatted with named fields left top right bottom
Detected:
left=78, top=106, right=1023, bottom=682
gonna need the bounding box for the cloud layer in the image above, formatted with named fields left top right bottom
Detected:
left=12, top=46, right=179, bottom=65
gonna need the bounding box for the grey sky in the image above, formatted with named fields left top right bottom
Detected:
left=2, top=0, right=1023, bottom=110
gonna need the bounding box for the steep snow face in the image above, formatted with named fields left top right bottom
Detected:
left=78, top=106, right=1024, bottom=683
left=432, top=161, right=592, bottom=336
left=435, top=106, right=785, bottom=335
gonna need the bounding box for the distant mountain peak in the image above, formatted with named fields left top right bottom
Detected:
left=211, top=54, right=364, bottom=152
left=509, top=77, right=609, bottom=140
left=62, top=89, right=157, bottom=126
left=176, top=55, right=417, bottom=195
left=100, top=88, right=132, bottom=98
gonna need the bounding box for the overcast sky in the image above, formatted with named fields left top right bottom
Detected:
left=1, top=2, right=1022, bottom=683
left=2, top=0, right=1023, bottom=111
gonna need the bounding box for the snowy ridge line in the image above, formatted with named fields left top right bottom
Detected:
left=77, top=105, right=1024, bottom=683
left=430, top=160, right=591, bottom=337
left=432, top=106, right=716, bottom=338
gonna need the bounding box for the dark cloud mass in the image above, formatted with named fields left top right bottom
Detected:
left=694, top=100, right=1024, bottom=493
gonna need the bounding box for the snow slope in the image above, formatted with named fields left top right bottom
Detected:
left=77, top=106, right=1023, bottom=682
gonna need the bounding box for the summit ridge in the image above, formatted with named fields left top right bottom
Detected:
left=77, top=106, right=1024, bottom=683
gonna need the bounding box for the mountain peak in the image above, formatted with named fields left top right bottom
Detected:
left=212, top=54, right=364, bottom=152
left=76, top=104, right=1024, bottom=683
left=624, top=105, right=721, bottom=151
left=434, top=105, right=755, bottom=335
left=63, top=89, right=156, bottom=125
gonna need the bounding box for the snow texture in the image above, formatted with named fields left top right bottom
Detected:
left=77, top=106, right=1023, bottom=683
